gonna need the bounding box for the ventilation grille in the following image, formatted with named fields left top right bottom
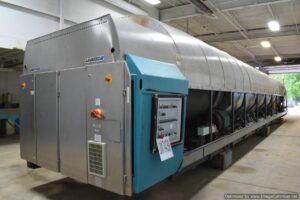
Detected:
left=88, top=141, right=106, bottom=177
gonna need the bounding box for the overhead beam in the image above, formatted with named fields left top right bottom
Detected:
left=291, top=0, right=299, bottom=34
left=129, top=0, right=159, bottom=18
left=232, top=41, right=262, bottom=67
left=197, top=24, right=299, bottom=43
left=210, top=0, right=292, bottom=12
left=241, top=54, right=300, bottom=61
left=104, top=0, right=159, bottom=19
left=0, top=0, right=158, bottom=25
left=104, top=0, right=147, bottom=15
left=160, top=4, right=199, bottom=21
left=0, top=0, right=76, bottom=25
left=160, top=0, right=292, bottom=21
left=264, top=64, right=300, bottom=74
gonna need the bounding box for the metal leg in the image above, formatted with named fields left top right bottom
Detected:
left=231, top=92, right=235, bottom=133
left=27, top=161, right=40, bottom=169
left=243, top=93, right=247, bottom=127
left=276, top=96, right=278, bottom=114
left=271, top=95, right=274, bottom=115
left=209, top=91, right=213, bottom=142
left=255, top=94, right=258, bottom=122
left=265, top=94, right=267, bottom=119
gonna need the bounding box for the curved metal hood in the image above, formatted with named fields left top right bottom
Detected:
left=23, top=14, right=285, bottom=96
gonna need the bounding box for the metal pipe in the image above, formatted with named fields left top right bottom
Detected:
left=103, top=0, right=148, bottom=16
left=206, top=0, right=249, bottom=41
left=291, top=0, right=299, bottom=34
left=59, top=0, right=64, bottom=30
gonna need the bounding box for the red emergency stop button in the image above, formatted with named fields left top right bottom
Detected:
left=90, top=108, right=105, bottom=120
left=105, top=74, right=113, bottom=84
left=21, top=82, right=26, bottom=89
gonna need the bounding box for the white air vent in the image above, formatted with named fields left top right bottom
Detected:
left=88, top=141, right=106, bottom=177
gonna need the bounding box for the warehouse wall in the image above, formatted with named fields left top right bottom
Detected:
left=0, top=71, right=21, bottom=104
left=0, top=0, right=138, bottom=104
left=0, top=0, right=158, bottom=104
left=0, top=0, right=138, bottom=50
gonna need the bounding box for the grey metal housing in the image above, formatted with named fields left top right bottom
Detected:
left=23, top=15, right=285, bottom=96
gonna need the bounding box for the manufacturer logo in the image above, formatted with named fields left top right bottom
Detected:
left=85, top=55, right=105, bottom=64
left=30, top=66, right=41, bottom=72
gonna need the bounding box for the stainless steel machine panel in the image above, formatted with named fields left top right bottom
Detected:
left=23, top=14, right=285, bottom=95
left=59, top=67, right=88, bottom=183
left=227, top=57, right=244, bottom=92
left=35, top=72, right=59, bottom=171
left=24, top=16, right=116, bottom=74
left=20, top=74, right=36, bottom=163
left=220, top=57, right=235, bottom=91
left=86, top=62, right=131, bottom=195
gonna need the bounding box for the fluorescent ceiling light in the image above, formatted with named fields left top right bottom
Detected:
left=274, top=56, right=282, bottom=62
left=143, top=0, right=161, bottom=5
left=268, top=20, right=280, bottom=31
left=260, top=41, right=271, bottom=48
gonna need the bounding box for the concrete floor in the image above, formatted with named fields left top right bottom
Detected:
left=0, top=108, right=299, bottom=200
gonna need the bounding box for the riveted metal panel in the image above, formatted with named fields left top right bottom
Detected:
left=59, top=67, right=88, bottom=183
left=267, top=75, right=273, bottom=94
left=270, top=79, right=277, bottom=95
left=112, top=16, right=177, bottom=65
left=35, top=72, right=59, bottom=171
left=256, top=71, right=268, bottom=93
left=227, top=57, right=244, bottom=92
left=20, top=74, right=36, bottom=163
left=244, top=64, right=257, bottom=92
left=159, top=23, right=211, bottom=90
left=204, top=46, right=225, bottom=90
left=250, top=66, right=260, bottom=93
left=219, top=55, right=236, bottom=91
left=236, top=59, right=251, bottom=92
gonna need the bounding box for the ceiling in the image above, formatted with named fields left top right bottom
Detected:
left=152, top=0, right=300, bottom=74
left=1, top=0, right=299, bottom=74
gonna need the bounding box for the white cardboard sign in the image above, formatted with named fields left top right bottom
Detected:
left=156, top=136, right=174, bottom=161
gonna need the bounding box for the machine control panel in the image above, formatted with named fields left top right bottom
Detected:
left=151, top=94, right=183, bottom=152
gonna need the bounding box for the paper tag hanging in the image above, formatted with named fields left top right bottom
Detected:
left=156, top=136, right=174, bottom=162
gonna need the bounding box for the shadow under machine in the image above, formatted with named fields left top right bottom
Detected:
left=20, top=15, right=287, bottom=196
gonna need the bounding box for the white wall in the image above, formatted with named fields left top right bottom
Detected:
left=0, top=0, right=157, bottom=50
left=0, top=0, right=158, bottom=103
left=0, top=3, right=60, bottom=49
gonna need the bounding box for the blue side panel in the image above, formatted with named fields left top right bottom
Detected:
left=126, top=54, right=188, bottom=95
left=126, top=54, right=188, bottom=193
